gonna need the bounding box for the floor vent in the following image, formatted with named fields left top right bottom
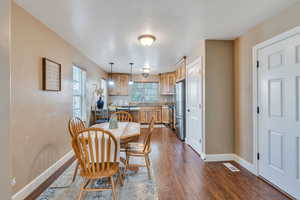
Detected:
left=223, top=163, right=240, bottom=172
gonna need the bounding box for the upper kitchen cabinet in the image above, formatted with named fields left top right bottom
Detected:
left=175, top=64, right=186, bottom=82
left=108, top=73, right=129, bottom=96
left=160, top=72, right=176, bottom=95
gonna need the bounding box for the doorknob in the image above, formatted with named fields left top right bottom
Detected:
left=187, top=109, right=190, bottom=112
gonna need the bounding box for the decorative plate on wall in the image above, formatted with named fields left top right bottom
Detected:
left=42, top=57, right=61, bottom=91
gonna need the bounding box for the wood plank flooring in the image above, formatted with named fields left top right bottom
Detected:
left=26, top=127, right=290, bottom=200
left=148, top=127, right=290, bottom=200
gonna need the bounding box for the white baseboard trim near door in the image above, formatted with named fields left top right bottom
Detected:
left=12, top=150, right=74, bottom=200
left=204, top=154, right=236, bottom=162
left=203, top=153, right=257, bottom=175
left=233, top=155, right=257, bottom=175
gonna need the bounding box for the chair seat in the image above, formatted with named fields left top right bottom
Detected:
left=125, top=142, right=146, bottom=154
left=80, top=162, right=119, bottom=179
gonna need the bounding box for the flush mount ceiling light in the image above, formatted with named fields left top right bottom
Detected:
left=108, top=62, right=115, bottom=86
left=138, top=34, right=156, bottom=46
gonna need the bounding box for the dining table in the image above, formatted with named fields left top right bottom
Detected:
left=91, top=122, right=141, bottom=171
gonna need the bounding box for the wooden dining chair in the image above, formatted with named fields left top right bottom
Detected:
left=124, top=117, right=155, bottom=179
left=72, top=127, right=120, bottom=200
left=114, top=111, right=133, bottom=122
left=68, top=117, right=86, bottom=184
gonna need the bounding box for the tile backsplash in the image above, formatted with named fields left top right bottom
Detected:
left=109, top=95, right=174, bottom=106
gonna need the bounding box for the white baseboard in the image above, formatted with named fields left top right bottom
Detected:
left=204, top=153, right=257, bottom=175
left=233, top=155, right=257, bottom=175
left=204, top=154, right=236, bottom=162
left=12, top=151, right=74, bottom=200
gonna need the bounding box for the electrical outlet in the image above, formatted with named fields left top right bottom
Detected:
left=11, top=178, right=16, bottom=186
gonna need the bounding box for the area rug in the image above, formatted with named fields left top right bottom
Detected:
left=37, top=155, right=158, bottom=200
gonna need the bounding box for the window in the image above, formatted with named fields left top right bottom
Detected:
left=100, top=78, right=108, bottom=109
left=131, top=82, right=159, bottom=102
left=72, top=66, right=86, bottom=120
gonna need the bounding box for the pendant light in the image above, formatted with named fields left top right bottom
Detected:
left=129, top=63, right=134, bottom=85
left=142, top=65, right=150, bottom=78
left=108, top=62, right=115, bottom=86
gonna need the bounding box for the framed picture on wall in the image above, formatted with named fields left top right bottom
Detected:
left=42, top=57, right=61, bottom=91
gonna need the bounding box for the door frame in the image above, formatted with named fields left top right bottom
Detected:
left=185, top=57, right=206, bottom=158
left=252, top=26, right=300, bottom=176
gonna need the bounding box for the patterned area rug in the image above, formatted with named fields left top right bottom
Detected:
left=37, top=155, right=158, bottom=200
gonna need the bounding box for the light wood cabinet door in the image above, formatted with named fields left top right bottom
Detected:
left=118, top=74, right=129, bottom=95
left=154, top=109, right=162, bottom=123
left=108, top=74, right=129, bottom=96
left=176, top=65, right=186, bottom=82
left=139, top=110, right=147, bottom=123
left=162, top=106, right=170, bottom=123
left=139, top=107, right=162, bottom=124
left=108, top=74, right=119, bottom=95
left=160, top=72, right=176, bottom=95
left=168, top=73, right=175, bottom=94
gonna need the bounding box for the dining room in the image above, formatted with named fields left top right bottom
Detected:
left=5, top=0, right=300, bottom=200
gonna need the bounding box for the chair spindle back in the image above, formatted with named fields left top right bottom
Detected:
left=143, top=117, right=155, bottom=153
left=114, top=111, right=133, bottom=122
left=72, top=128, right=118, bottom=175
left=68, top=117, right=86, bottom=138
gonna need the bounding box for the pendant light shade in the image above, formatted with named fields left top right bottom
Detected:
left=129, top=63, right=134, bottom=85
left=142, top=65, right=150, bottom=78
left=108, top=62, right=115, bottom=86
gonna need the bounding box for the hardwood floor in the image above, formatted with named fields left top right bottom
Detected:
left=26, top=127, right=290, bottom=200
left=148, top=127, right=290, bottom=200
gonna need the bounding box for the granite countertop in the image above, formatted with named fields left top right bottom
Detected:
left=129, top=102, right=175, bottom=107
left=108, top=102, right=175, bottom=112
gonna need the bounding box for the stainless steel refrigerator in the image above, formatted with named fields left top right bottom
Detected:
left=175, top=80, right=186, bottom=141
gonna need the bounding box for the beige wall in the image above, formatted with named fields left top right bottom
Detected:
left=11, top=3, right=106, bottom=194
left=0, top=0, right=12, bottom=199
left=234, top=2, right=300, bottom=163
left=205, top=40, right=234, bottom=154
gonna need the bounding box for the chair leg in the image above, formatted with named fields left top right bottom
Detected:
left=145, top=154, right=151, bottom=179
left=125, top=153, right=130, bottom=172
left=78, top=179, right=89, bottom=200
left=118, top=170, right=124, bottom=186
left=72, top=162, right=79, bottom=183
left=110, top=176, right=116, bottom=200
left=77, top=190, right=84, bottom=200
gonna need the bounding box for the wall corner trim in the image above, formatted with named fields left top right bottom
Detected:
left=204, top=153, right=257, bottom=175
left=12, top=150, right=74, bottom=200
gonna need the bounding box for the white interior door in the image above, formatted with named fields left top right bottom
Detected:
left=186, top=58, right=203, bottom=155
left=257, top=31, right=300, bottom=199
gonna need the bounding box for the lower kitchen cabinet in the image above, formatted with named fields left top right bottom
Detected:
left=139, top=107, right=162, bottom=123
left=161, top=106, right=170, bottom=124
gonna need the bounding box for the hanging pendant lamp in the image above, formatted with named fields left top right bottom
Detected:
left=108, top=62, right=115, bottom=86
left=129, top=63, right=134, bottom=85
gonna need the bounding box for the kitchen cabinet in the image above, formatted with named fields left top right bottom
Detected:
left=108, top=74, right=129, bottom=96
left=160, top=72, right=176, bottom=95
left=139, top=107, right=162, bottom=123
left=161, top=106, right=170, bottom=124
left=176, top=65, right=186, bottom=82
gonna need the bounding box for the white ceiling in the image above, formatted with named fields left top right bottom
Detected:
left=15, top=0, right=297, bottom=73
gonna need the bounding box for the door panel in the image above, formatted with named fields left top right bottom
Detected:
left=258, top=33, right=300, bottom=199
left=186, top=58, right=203, bottom=155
